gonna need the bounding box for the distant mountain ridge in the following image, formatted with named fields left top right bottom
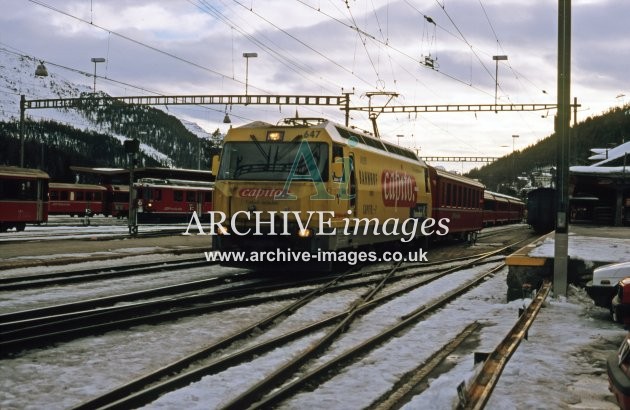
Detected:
left=0, top=48, right=219, bottom=180
left=3, top=48, right=629, bottom=189
left=466, top=105, right=630, bottom=197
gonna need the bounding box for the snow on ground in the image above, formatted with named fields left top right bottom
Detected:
left=0, top=264, right=244, bottom=314
left=0, top=300, right=294, bottom=410
left=0, top=223, right=185, bottom=243
left=1, top=239, right=628, bottom=409
left=529, top=233, right=630, bottom=264
left=141, top=265, right=627, bottom=409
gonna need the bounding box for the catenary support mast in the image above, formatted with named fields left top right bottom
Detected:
left=554, top=0, right=571, bottom=297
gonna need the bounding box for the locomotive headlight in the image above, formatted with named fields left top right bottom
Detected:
left=298, top=228, right=312, bottom=238
left=266, top=131, right=284, bottom=141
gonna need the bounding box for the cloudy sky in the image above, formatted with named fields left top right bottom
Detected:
left=1, top=0, right=628, bottom=171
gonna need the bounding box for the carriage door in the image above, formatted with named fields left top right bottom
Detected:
left=36, top=179, right=44, bottom=220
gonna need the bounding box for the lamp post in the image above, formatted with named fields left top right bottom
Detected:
left=242, top=52, right=257, bottom=96
left=493, top=55, right=508, bottom=112
left=90, top=57, right=106, bottom=93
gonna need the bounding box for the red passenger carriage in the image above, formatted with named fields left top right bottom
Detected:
left=483, top=191, right=525, bottom=226
left=0, top=166, right=49, bottom=232
left=104, top=184, right=129, bottom=218
left=48, top=183, right=107, bottom=216
left=134, top=178, right=213, bottom=222
left=428, top=166, right=485, bottom=241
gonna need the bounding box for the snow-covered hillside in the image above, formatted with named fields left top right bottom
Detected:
left=0, top=47, right=212, bottom=167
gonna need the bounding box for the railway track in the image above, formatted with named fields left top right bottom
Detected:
left=0, top=251, right=501, bottom=357
left=460, top=281, right=552, bottom=410
left=371, top=322, right=482, bottom=410
left=69, top=242, right=522, bottom=409
left=0, top=225, right=185, bottom=243
left=0, top=257, right=210, bottom=291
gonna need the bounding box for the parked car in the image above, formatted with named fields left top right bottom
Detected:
left=607, top=332, right=630, bottom=409
left=586, top=261, right=630, bottom=308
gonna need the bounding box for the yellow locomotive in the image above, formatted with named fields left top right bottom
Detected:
left=210, top=118, right=439, bottom=268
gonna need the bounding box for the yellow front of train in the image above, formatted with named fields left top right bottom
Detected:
left=211, top=118, right=432, bottom=270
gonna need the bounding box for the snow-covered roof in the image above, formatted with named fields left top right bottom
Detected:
left=589, top=141, right=630, bottom=166
left=570, top=165, right=630, bottom=175
left=571, top=141, right=630, bottom=175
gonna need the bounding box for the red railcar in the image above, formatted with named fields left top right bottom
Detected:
left=483, top=190, right=525, bottom=226
left=134, top=178, right=213, bottom=222
left=48, top=183, right=107, bottom=216
left=104, top=184, right=129, bottom=218
left=428, top=166, right=485, bottom=241
left=0, top=166, right=49, bottom=232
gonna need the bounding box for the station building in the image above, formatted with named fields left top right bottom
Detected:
left=570, top=141, right=630, bottom=226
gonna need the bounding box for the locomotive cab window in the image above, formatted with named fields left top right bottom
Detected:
left=174, top=190, right=183, bottom=202
left=218, top=141, right=329, bottom=181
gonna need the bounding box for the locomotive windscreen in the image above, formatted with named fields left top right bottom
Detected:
left=217, top=141, right=329, bottom=181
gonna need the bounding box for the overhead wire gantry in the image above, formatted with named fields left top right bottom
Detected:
left=17, top=92, right=577, bottom=167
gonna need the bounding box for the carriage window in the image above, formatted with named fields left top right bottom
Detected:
left=0, top=179, right=38, bottom=200
left=94, top=192, right=102, bottom=201
left=174, top=190, right=183, bottom=201
left=60, top=191, right=69, bottom=200
left=186, top=191, right=195, bottom=202
left=154, top=189, right=162, bottom=201
left=76, top=191, right=84, bottom=201
left=50, top=190, right=59, bottom=200
left=205, top=191, right=213, bottom=202
left=86, top=192, right=93, bottom=201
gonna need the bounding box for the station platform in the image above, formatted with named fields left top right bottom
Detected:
left=505, top=225, right=630, bottom=300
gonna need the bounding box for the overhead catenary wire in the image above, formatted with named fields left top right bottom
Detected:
left=23, top=0, right=340, bottom=123
left=226, top=0, right=375, bottom=89
left=16, top=0, right=553, bottom=162
left=0, top=45, right=250, bottom=123
left=27, top=0, right=234, bottom=84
